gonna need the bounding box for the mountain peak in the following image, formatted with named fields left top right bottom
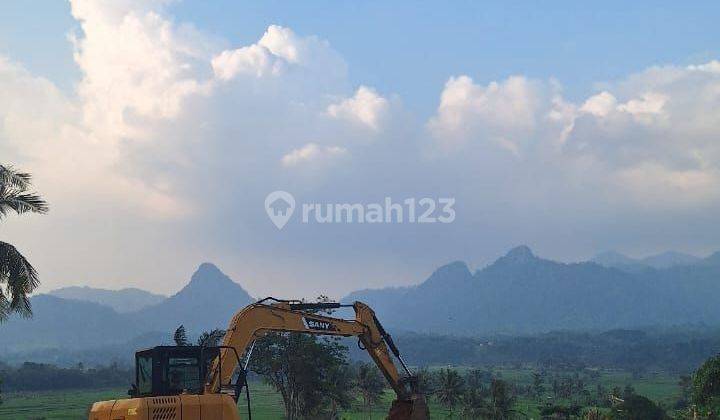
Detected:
left=701, top=251, right=720, bottom=266
left=189, top=262, right=232, bottom=285
left=504, top=245, right=535, bottom=261
left=413, top=261, right=473, bottom=293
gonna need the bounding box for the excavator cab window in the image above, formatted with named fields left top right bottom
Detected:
left=131, top=346, right=220, bottom=397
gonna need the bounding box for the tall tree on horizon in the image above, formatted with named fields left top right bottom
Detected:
left=173, top=325, right=189, bottom=346
left=0, top=165, right=48, bottom=321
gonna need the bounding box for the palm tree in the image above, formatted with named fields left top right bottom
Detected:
left=197, top=329, right=225, bottom=347
left=173, top=325, right=189, bottom=346
left=0, top=165, right=48, bottom=321
left=459, top=387, right=490, bottom=419
left=435, top=368, right=465, bottom=412
left=490, top=379, right=516, bottom=419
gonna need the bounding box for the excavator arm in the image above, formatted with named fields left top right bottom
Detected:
left=204, top=299, right=428, bottom=419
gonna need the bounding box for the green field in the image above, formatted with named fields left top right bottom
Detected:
left=0, top=383, right=448, bottom=420
left=0, top=369, right=682, bottom=419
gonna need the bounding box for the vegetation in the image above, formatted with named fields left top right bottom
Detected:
left=0, top=165, right=48, bottom=321
left=391, top=328, right=720, bottom=373
left=0, top=362, right=132, bottom=392
left=355, top=363, right=385, bottom=417
left=197, top=328, right=225, bottom=347
left=5, top=322, right=720, bottom=418
left=250, top=332, right=352, bottom=419
left=0, top=363, right=696, bottom=419
left=173, top=324, right=189, bottom=346
left=692, top=354, right=720, bottom=417
left=435, top=368, right=464, bottom=412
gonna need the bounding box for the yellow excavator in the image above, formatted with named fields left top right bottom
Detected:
left=88, top=298, right=429, bottom=419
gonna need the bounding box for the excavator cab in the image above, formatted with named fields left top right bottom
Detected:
left=129, top=346, right=221, bottom=397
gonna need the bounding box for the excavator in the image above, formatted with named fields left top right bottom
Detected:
left=88, top=298, right=429, bottom=419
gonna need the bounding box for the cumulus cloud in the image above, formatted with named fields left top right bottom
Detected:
left=326, top=86, right=389, bottom=131
left=211, top=25, right=347, bottom=89
left=580, top=92, right=617, bottom=117
left=70, top=0, right=215, bottom=140
left=426, top=75, right=565, bottom=155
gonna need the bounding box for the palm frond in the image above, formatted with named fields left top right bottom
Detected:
left=198, top=328, right=226, bottom=347
left=0, top=165, right=32, bottom=190
left=174, top=325, right=189, bottom=346
left=0, top=241, right=39, bottom=320
left=0, top=185, right=49, bottom=218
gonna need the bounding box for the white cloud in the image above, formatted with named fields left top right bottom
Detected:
left=427, top=75, right=571, bottom=156
left=326, top=86, right=389, bottom=131
left=281, top=143, right=348, bottom=167
left=68, top=0, right=218, bottom=148
left=212, top=44, right=283, bottom=80
left=211, top=25, right=347, bottom=87
left=580, top=91, right=617, bottom=117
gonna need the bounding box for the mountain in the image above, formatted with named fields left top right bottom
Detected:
left=592, top=250, right=700, bottom=271
left=640, top=251, right=700, bottom=269
left=7, top=251, right=720, bottom=357
left=0, top=295, right=135, bottom=353
left=347, top=245, right=720, bottom=335
left=0, top=263, right=254, bottom=355
left=700, top=251, right=720, bottom=267
left=129, top=263, right=254, bottom=333
left=49, top=286, right=166, bottom=313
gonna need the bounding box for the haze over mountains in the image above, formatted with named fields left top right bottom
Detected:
left=591, top=250, right=702, bottom=272
left=49, top=286, right=165, bottom=313
left=3, top=246, right=720, bottom=359
left=348, top=246, right=720, bottom=334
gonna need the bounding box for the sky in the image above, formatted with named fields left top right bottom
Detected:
left=2, top=1, right=720, bottom=298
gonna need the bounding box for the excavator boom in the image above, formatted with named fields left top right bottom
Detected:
left=208, top=299, right=411, bottom=398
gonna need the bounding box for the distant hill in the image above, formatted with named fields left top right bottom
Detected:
left=592, top=250, right=701, bottom=271
left=346, top=245, right=720, bottom=335
left=0, top=295, right=135, bottom=353
left=0, top=263, right=254, bottom=355
left=49, top=286, right=166, bottom=313
left=128, top=263, right=254, bottom=333
left=641, top=251, right=701, bottom=269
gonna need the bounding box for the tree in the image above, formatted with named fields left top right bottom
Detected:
left=325, top=363, right=354, bottom=420
left=415, top=367, right=434, bottom=395
left=0, top=164, right=48, bottom=321
left=458, top=368, right=491, bottom=419
left=459, top=386, right=490, bottom=419
left=173, top=325, right=189, bottom=346
left=532, top=371, right=545, bottom=400
left=435, top=368, right=464, bottom=412
left=250, top=333, right=351, bottom=419
left=612, top=394, right=667, bottom=420
left=465, top=368, right=490, bottom=390
left=356, top=363, right=385, bottom=418
left=693, top=354, right=720, bottom=417
left=489, top=379, right=516, bottom=420
left=197, top=329, right=225, bottom=347
left=676, top=375, right=692, bottom=409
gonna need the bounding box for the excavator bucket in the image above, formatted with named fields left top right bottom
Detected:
left=388, top=395, right=430, bottom=420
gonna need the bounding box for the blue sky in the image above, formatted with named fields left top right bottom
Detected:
left=2, top=1, right=720, bottom=297
left=3, top=1, right=719, bottom=114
